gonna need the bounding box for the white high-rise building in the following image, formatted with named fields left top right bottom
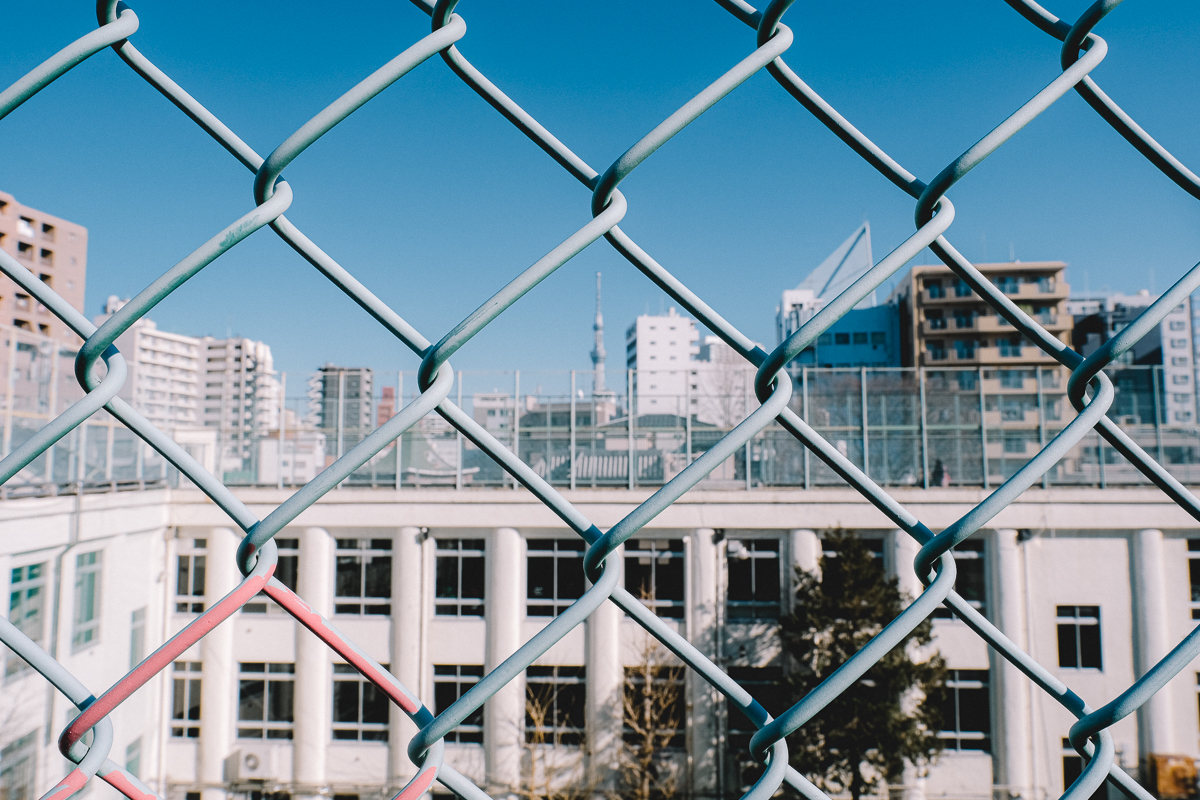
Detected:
left=94, top=296, right=202, bottom=431
left=201, top=337, right=280, bottom=480
left=624, top=307, right=699, bottom=417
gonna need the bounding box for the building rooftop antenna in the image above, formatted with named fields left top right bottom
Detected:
left=590, top=272, right=608, bottom=395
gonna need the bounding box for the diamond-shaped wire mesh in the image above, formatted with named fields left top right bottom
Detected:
left=2, top=1, right=1199, bottom=799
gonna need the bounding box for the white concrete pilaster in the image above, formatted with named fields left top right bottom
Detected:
left=198, top=527, right=238, bottom=800
left=888, top=529, right=923, bottom=605
left=484, top=527, right=522, bottom=796
left=992, top=529, right=1032, bottom=800
left=790, top=529, right=820, bottom=576
left=585, top=544, right=622, bottom=794
left=389, top=526, right=423, bottom=788
left=1133, top=528, right=1175, bottom=756
left=689, top=529, right=719, bottom=797
left=294, top=527, right=333, bottom=800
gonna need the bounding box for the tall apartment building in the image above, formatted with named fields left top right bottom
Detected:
left=891, top=261, right=1071, bottom=485
left=625, top=308, right=699, bottom=417
left=94, top=296, right=202, bottom=431
left=1069, top=291, right=1196, bottom=424
left=0, top=190, right=87, bottom=345
left=308, top=365, right=373, bottom=461
left=891, top=261, right=1071, bottom=370
left=201, top=338, right=280, bottom=480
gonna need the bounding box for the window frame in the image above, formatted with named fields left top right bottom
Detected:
left=725, top=537, right=782, bottom=621
left=624, top=539, right=686, bottom=619
left=237, top=662, right=296, bottom=740
left=937, top=669, right=991, bottom=752
left=6, top=561, right=48, bottom=678
left=433, top=664, right=484, bottom=744
left=332, top=663, right=390, bottom=742
left=526, top=538, right=586, bottom=618
left=932, top=539, right=986, bottom=620
left=72, top=551, right=102, bottom=652
left=174, top=538, right=207, bottom=614
left=525, top=665, right=586, bottom=746
left=171, top=661, right=202, bottom=738
left=242, top=538, right=299, bottom=614
left=334, top=538, right=392, bottom=616
left=1056, top=605, right=1102, bottom=670
left=434, top=538, right=485, bottom=617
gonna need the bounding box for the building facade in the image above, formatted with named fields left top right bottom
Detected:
left=201, top=337, right=280, bottom=481
left=625, top=308, right=701, bottom=418
left=1069, top=292, right=1196, bottom=425
left=308, top=366, right=374, bottom=464
left=0, top=190, right=87, bottom=346
left=1, top=488, right=1199, bottom=800
left=95, top=296, right=203, bottom=433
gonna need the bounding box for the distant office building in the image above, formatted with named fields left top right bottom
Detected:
left=0, top=190, right=87, bottom=346
left=200, top=337, right=280, bottom=479
left=625, top=307, right=699, bottom=416
left=472, top=391, right=520, bottom=435
left=94, top=296, right=202, bottom=431
left=776, top=223, right=900, bottom=370
left=891, top=260, right=1071, bottom=371
left=1069, top=290, right=1195, bottom=424
left=308, top=365, right=373, bottom=461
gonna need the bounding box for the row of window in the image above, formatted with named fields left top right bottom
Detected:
left=928, top=337, right=1027, bottom=359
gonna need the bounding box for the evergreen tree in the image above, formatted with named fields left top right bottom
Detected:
left=780, top=529, right=947, bottom=800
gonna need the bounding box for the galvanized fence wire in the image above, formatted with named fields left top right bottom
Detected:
left=1, top=0, right=1198, bottom=798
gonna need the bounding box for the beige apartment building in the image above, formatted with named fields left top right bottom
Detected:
left=0, top=190, right=87, bottom=344
left=891, top=261, right=1072, bottom=486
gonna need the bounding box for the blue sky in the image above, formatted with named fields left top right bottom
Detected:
left=2, top=0, right=1199, bottom=380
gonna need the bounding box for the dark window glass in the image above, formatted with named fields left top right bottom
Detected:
left=435, top=539, right=486, bottom=616
left=726, top=539, right=781, bottom=620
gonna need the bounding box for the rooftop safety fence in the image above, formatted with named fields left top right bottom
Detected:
left=1, top=2, right=1198, bottom=800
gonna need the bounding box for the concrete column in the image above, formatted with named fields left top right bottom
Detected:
left=992, top=529, right=1032, bottom=800
left=585, top=544, right=622, bottom=794
left=484, top=527, right=523, bottom=797
left=689, top=529, right=719, bottom=798
left=198, top=527, right=238, bottom=800
left=888, top=529, right=923, bottom=605
left=790, top=528, right=820, bottom=576
left=1133, top=529, right=1175, bottom=756
left=389, top=526, right=423, bottom=788
left=293, top=527, right=333, bottom=800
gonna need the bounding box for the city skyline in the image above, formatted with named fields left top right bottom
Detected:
left=2, top=2, right=1198, bottom=378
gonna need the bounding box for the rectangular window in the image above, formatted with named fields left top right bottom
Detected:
left=933, top=539, right=986, bottom=619
left=726, top=539, right=781, bottom=620
left=175, top=539, right=206, bottom=613
left=1062, top=738, right=1107, bottom=800
left=625, top=539, right=685, bottom=618
left=725, top=666, right=786, bottom=754
left=852, top=332, right=868, bottom=345
left=171, top=661, right=202, bottom=738
left=0, top=732, right=36, bottom=800
left=999, top=338, right=1022, bottom=358
left=435, top=538, right=485, bottom=617
left=1057, top=606, right=1102, bottom=670
left=6, top=563, right=47, bottom=678
left=1188, top=540, right=1200, bottom=619
left=129, top=608, right=146, bottom=669
left=924, top=279, right=944, bottom=299
left=238, top=662, right=295, bottom=739
left=124, top=738, right=141, bottom=779
left=816, top=333, right=832, bottom=346
left=242, top=538, right=299, bottom=613
left=433, top=665, right=484, bottom=744
left=332, top=663, right=389, bottom=741
left=527, top=539, right=585, bottom=617
left=623, top=663, right=684, bottom=750
left=870, top=331, right=887, bottom=345
left=937, top=670, right=991, bottom=751
left=335, top=538, right=392, bottom=615
left=954, top=339, right=976, bottom=359
left=834, top=333, right=850, bottom=345
left=526, top=666, right=586, bottom=746
left=72, top=551, right=102, bottom=651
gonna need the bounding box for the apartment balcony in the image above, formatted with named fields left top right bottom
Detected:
left=922, top=346, right=1062, bottom=367
left=920, top=283, right=1067, bottom=305
left=922, top=314, right=1067, bottom=336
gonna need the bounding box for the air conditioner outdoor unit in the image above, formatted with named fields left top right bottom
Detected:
left=224, top=746, right=282, bottom=783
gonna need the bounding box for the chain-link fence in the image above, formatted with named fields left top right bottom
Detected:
left=2, top=1, right=1199, bottom=800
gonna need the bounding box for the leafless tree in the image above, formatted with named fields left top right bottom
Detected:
left=519, top=676, right=594, bottom=800
left=619, top=631, right=685, bottom=800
